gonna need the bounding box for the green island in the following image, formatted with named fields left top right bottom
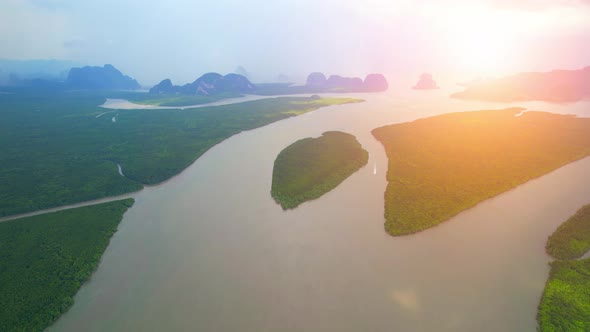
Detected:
left=371, top=108, right=590, bottom=236
left=0, top=88, right=361, bottom=217
left=546, top=204, right=590, bottom=260
left=271, top=131, right=368, bottom=209
left=0, top=199, right=134, bottom=332
left=538, top=205, right=590, bottom=332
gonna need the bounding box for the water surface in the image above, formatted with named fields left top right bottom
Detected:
left=50, top=91, right=590, bottom=331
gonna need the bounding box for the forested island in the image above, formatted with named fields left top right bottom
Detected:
left=372, top=109, right=590, bottom=236
left=538, top=204, right=590, bottom=331
left=0, top=199, right=134, bottom=332
left=271, top=131, right=368, bottom=209
left=0, top=89, right=361, bottom=217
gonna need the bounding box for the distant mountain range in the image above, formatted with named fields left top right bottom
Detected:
left=67, top=64, right=140, bottom=90
left=0, top=62, right=141, bottom=90
left=2, top=60, right=389, bottom=96
left=249, top=72, right=388, bottom=95
left=304, top=72, right=388, bottom=92
left=149, top=73, right=255, bottom=95
left=452, top=66, right=590, bottom=102
left=149, top=72, right=388, bottom=96
left=0, top=59, right=79, bottom=85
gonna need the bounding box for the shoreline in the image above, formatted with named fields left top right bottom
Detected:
left=0, top=191, right=139, bottom=223
left=100, top=93, right=325, bottom=110
left=2, top=95, right=355, bottom=223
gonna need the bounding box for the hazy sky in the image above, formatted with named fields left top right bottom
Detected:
left=1, top=0, right=590, bottom=85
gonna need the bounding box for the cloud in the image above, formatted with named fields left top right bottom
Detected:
left=63, top=39, right=86, bottom=49
left=28, top=0, right=71, bottom=10
left=1, top=0, right=588, bottom=84
left=0, top=0, right=70, bottom=59
left=486, top=0, right=590, bottom=11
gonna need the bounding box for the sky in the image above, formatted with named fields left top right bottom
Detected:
left=1, top=0, right=590, bottom=86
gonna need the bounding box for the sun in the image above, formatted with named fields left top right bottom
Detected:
left=448, top=25, right=514, bottom=75
left=440, top=8, right=522, bottom=76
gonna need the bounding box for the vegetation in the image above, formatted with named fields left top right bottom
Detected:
left=372, top=109, right=590, bottom=236
left=271, top=131, right=368, bottom=209
left=0, top=87, right=361, bottom=217
left=538, top=204, right=590, bottom=331
left=537, top=259, right=590, bottom=332
left=0, top=199, right=134, bottom=332
left=127, top=92, right=241, bottom=107
left=546, top=204, right=590, bottom=260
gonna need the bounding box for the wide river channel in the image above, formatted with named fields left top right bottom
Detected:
left=49, top=90, right=590, bottom=331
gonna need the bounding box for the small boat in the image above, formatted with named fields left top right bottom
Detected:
left=373, top=162, right=377, bottom=175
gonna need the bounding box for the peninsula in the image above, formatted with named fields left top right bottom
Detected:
left=372, top=109, right=590, bottom=236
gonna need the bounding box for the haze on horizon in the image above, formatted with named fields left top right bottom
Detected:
left=1, top=0, right=590, bottom=86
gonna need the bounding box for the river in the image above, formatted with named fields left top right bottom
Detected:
left=48, top=90, right=590, bottom=331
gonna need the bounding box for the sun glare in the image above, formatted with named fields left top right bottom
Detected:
left=448, top=24, right=514, bottom=74
left=441, top=9, right=521, bottom=75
